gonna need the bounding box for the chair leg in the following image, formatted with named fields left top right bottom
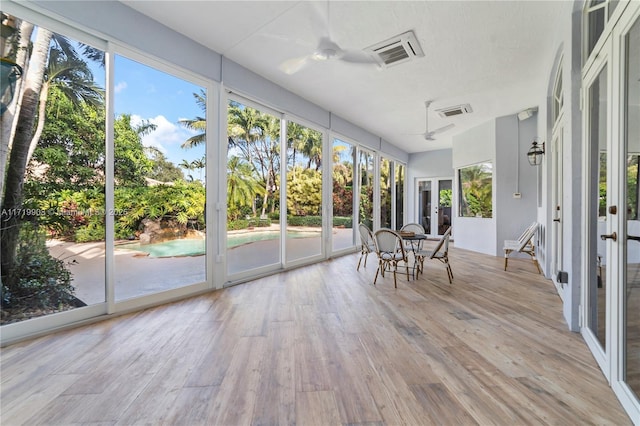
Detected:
left=357, top=253, right=364, bottom=271
left=374, top=261, right=382, bottom=285
left=446, top=263, right=453, bottom=284
left=504, top=250, right=510, bottom=271
left=364, top=252, right=369, bottom=268
left=393, top=262, right=398, bottom=288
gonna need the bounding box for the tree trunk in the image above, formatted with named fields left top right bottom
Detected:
left=0, top=20, right=33, bottom=202
left=26, top=80, right=50, bottom=164
left=1, top=28, right=52, bottom=283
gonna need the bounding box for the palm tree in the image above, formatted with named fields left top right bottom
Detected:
left=191, top=156, right=206, bottom=182
left=26, top=44, right=104, bottom=163
left=1, top=21, right=104, bottom=283
left=227, top=155, right=263, bottom=217
left=1, top=26, right=53, bottom=280
left=179, top=89, right=206, bottom=149
left=179, top=159, right=194, bottom=181
left=228, top=103, right=281, bottom=217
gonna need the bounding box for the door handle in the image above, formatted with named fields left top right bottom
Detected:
left=553, top=218, right=560, bottom=222
left=600, top=232, right=617, bottom=241
left=628, top=235, right=640, bottom=242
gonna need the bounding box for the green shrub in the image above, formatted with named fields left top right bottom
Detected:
left=2, top=224, right=75, bottom=310
left=287, top=215, right=322, bottom=227
left=332, top=216, right=353, bottom=228
left=228, top=219, right=249, bottom=231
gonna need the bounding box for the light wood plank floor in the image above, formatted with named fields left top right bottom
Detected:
left=0, top=243, right=632, bottom=425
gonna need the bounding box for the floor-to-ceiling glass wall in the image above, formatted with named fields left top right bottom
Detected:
left=113, top=54, right=207, bottom=301
left=0, top=13, right=106, bottom=324
left=285, top=120, right=323, bottom=262
left=226, top=98, right=281, bottom=276
left=332, top=138, right=355, bottom=252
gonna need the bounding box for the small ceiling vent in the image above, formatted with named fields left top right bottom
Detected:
left=435, top=104, right=473, bottom=118
left=365, top=30, right=424, bottom=68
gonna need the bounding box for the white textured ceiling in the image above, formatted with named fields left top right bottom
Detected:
left=121, top=0, right=570, bottom=153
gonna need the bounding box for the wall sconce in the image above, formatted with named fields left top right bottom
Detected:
left=527, top=139, right=545, bottom=166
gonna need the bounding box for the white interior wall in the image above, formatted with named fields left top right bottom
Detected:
left=452, top=121, right=497, bottom=256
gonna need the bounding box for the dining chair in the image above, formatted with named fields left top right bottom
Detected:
left=357, top=223, right=375, bottom=271
left=373, top=229, right=410, bottom=288
left=400, top=223, right=425, bottom=234
left=400, top=222, right=426, bottom=251
left=415, top=227, right=453, bottom=284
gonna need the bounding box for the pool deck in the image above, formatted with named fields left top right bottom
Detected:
left=46, top=227, right=354, bottom=305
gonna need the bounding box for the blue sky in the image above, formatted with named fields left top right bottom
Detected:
left=112, top=55, right=206, bottom=171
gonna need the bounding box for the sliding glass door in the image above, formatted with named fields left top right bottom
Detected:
left=113, top=54, right=207, bottom=301
left=226, top=99, right=281, bottom=276
left=285, top=120, right=323, bottom=263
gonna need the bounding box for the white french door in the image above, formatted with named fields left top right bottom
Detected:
left=582, top=3, right=640, bottom=421
left=551, top=126, right=564, bottom=296
left=416, top=177, right=453, bottom=237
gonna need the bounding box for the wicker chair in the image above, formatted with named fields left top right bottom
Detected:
left=373, top=229, right=410, bottom=288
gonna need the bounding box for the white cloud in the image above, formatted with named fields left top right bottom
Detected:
left=114, top=81, right=127, bottom=94
left=130, top=115, right=199, bottom=159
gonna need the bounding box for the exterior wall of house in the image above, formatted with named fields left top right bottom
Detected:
left=495, top=114, right=539, bottom=258
left=537, top=2, right=582, bottom=331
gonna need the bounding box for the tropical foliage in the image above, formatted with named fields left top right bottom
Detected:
left=0, top=14, right=206, bottom=321
left=458, top=162, right=493, bottom=218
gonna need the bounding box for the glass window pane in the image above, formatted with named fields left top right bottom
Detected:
left=587, top=2, right=606, bottom=56
left=358, top=150, right=374, bottom=230
left=380, top=158, right=392, bottom=228
left=113, top=55, right=206, bottom=300
left=625, top=16, right=640, bottom=397
left=332, top=139, right=354, bottom=251
left=226, top=100, right=280, bottom=275
left=458, top=163, right=493, bottom=218
left=286, top=121, right=323, bottom=262
left=1, top=15, right=106, bottom=324
left=418, top=180, right=432, bottom=234
left=395, top=164, right=405, bottom=229
left=438, top=180, right=452, bottom=235
left=588, top=64, right=607, bottom=351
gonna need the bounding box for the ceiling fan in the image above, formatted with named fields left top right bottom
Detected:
left=420, top=100, right=455, bottom=141
left=278, top=2, right=377, bottom=75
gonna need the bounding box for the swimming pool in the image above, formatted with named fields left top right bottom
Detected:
left=119, top=230, right=319, bottom=257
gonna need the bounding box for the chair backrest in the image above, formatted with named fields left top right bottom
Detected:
left=430, top=226, right=452, bottom=259
left=517, top=222, right=538, bottom=244
left=374, top=229, right=406, bottom=258
left=401, top=223, right=425, bottom=234
left=358, top=223, right=374, bottom=250
left=517, top=223, right=538, bottom=251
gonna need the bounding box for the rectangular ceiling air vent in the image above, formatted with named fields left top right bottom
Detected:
left=365, top=30, right=424, bottom=68
left=435, top=104, right=473, bottom=118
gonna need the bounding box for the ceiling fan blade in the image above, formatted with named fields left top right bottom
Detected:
left=425, top=123, right=455, bottom=140
left=279, top=55, right=311, bottom=75
left=430, top=123, right=455, bottom=135
left=340, top=49, right=378, bottom=65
